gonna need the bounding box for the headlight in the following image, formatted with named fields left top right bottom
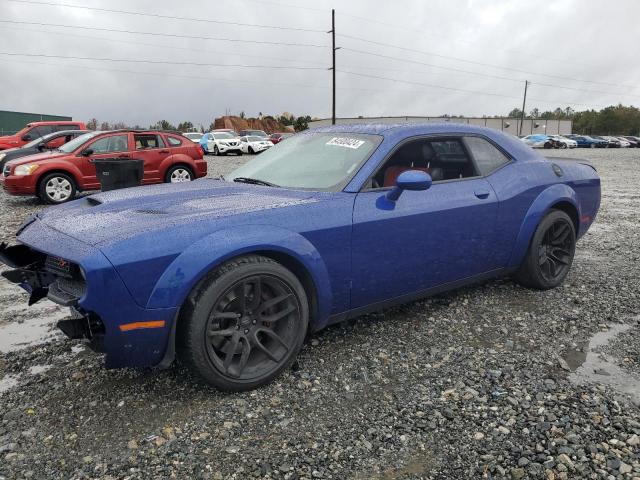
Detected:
left=14, top=164, right=39, bottom=176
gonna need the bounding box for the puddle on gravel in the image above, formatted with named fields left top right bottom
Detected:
left=0, top=374, right=20, bottom=393
left=567, top=323, right=640, bottom=405
left=0, top=308, right=67, bottom=353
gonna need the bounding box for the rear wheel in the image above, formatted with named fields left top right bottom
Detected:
left=177, top=255, right=308, bottom=391
left=165, top=165, right=193, bottom=183
left=515, top=210, right=576, bottom=290
left=38, top=172, right=77, bottom=204
left=213, top=145, right=220, bottom=156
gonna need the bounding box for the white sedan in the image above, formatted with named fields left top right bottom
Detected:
left=202, top=132, right=242, bottom=155
left=182, top=132, right=203, bottom=143
left=240, top=135, right=274, bottom=154
left=548, top=135, right=578, bottom=148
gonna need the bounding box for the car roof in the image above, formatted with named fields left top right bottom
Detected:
left=309, top=122, right=521, bottom=137
left=26, top=121, right=83, bottom=126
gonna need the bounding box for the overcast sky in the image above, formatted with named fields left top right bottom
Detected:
left=1, top=0, right=639, bottom=127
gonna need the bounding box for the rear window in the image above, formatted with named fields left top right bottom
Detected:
left=166, top=136, right=183, bottom=146
left=134, top=134, right=165, bottom=149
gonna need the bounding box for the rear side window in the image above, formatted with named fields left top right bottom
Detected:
left=464, top=136, right=510, bottom=176
left=89, top=134, right=129, bottom=153
left=166, top=136, right=182, bottom=146
left=30, top=125, right=54, bottom=137
left=134, top=134, right=165, bottom=149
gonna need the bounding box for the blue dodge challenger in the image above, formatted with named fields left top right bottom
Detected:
left=0, top=123, right=600, bottom=390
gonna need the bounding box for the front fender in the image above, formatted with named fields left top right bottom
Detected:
left=507, top=184, right=580, bottom=268
left=147, top=224, right=333, bottom=328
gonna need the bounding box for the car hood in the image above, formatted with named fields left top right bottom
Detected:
left=5, top=149, right=68, bottom=166
left=0, top=135, right=20, bottom=148
left=36, top=179, right=323, bottom=246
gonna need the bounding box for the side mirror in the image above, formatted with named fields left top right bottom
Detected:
left=22, top=134, right=32, bottom=141
left=80, top=148, right=94, bottom=157
left=386, top=170, right=432, bottom=201
left=36, top=142, right=46, bottom=151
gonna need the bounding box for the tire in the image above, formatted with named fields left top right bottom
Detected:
left=515, top=210, right=576, bottom=290
left=248, top=146, right=254, bottom=154
left=237, top=150, right=243, bottom=156
left=177, top=255, right=308, bottom=391
left=38, top=172, right=77, bottom=204
left=165, top=165, right=193, bottom=183
left=560, top=143, right=567, bottom=149
left=543, top=142, right=552, bottom=149
left=213, top=145, right=219, bottom=156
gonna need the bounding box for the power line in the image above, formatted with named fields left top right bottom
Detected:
left=0, top=51, right=328, bottom=69
left=338, top=70, right=609, bottom=109
left=341, top=48, right=640, bottom=101
left=2, top=25, right=328, bottom=67
left=0, top=20, right=329, bottom=48
left=338, top=33, right=640, bottom=91
left=6, top=0, right=326, bottom=33
left=337, top=10, right=595, bottom=70
left=0, top=57, right=331, bottom=89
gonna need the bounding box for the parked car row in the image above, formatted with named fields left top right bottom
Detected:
left=1, top=125, right=206, bottom=204
left=520, top=134, right=577, bottom=149
left=183, top=129, right=293, bottom=156
left=521, top=132, right=640, bottom=149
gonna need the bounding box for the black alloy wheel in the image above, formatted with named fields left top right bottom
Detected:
left=537, top=219, right=573, bottom=283
left=515, top=210, right=576, bottom=290
left=178, top=255, right=308, bottom=391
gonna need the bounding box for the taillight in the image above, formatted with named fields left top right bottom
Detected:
left=196, top=144, right=204, bottom=158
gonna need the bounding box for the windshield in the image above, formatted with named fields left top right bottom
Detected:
left=58, top=131, right=101, bottom=153
left=227, top=132, right=382, bottom=191
left=214, top=132, right=234, bottom=139
left=23, top=134, right=50, bottom=148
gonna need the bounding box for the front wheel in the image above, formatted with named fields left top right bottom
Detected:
left=515, top=210, right=576, bottom=290
left=177, top=255, right=308, bottom=391
left=213, top=145, right=219, bottom=156
left=38, top=172, right=77, bottom=204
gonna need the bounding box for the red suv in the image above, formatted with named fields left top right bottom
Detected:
left=0, top=121, right=87, bottom=150
left=1, top=130, right=207, bottom=204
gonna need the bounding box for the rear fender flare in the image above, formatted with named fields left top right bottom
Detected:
left=507, top=184, right=580, bottom=268
left=147, top=225, right=332, bottom=329
left=159, top=155, right=197, bottom=179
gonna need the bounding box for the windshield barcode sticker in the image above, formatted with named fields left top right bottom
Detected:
left=326, top=137, right=365, bottom=149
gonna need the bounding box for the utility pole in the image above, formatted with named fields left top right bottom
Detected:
left=519, top=80, right=528, bottom=136
left=330, top=9, right=338, bottom=125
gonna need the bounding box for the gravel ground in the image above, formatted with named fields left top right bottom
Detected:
left=0, top=149, right=639, bottom=479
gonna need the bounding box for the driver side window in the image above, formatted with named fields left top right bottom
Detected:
left=368, top=137, right=478, bottom=189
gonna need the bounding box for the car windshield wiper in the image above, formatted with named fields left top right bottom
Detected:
left=233, top=177, right=279, bottom=187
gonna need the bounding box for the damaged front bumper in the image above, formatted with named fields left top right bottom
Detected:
left=0, top=242, right=105, bottom=352
left=0, top=218, right=178, bottom=368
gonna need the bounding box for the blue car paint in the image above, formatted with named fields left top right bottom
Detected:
left=9, top=123, right=600, bottom=369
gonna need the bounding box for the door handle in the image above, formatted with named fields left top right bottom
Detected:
left=474, top=189, right=490, bottom=199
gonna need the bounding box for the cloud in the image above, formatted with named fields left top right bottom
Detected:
left=0, top=0, right=637, bottom=126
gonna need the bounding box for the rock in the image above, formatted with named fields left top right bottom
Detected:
left=497, top=426, right=511, bottom=435
left=0, top=443, right=18, bottom=454
left=557, top=454, right=574, bottom=470
left=627, top=434, right=639, bottom=446
left=619, top=462, right=632, bottom=474
left=473, top=432, right=484, bottom=440
left=511, top=467, right=526, bottom=479
left=127, top=440, right=138, bottom=450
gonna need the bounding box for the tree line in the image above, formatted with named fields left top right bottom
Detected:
left=506, top=104, right=640, bottom=135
